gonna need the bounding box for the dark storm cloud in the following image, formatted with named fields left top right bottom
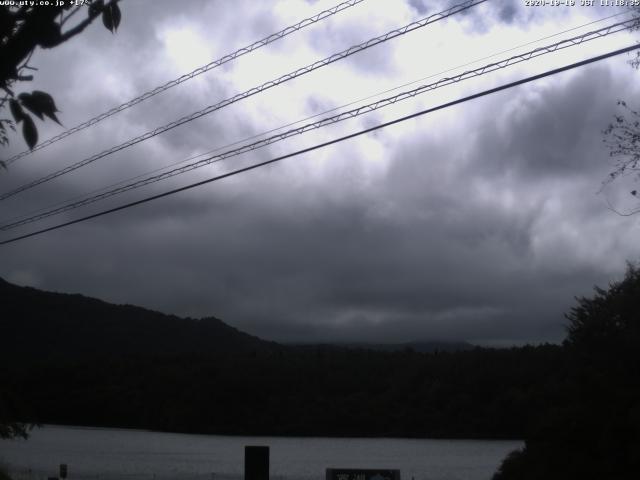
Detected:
left=442, top=0, right=616, bottom=34
left=2, top=71, right=631, bottom=345
left=497, top=3, right=516, bottom=24
left=305, top=7, right=402, bottom=75
left=1, top=0, right=639, bottom=347
left=472, top=66, right=621, bottom=180
left=407, top=0, right=427, bottom=16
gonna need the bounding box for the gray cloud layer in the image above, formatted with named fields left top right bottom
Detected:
left=1, top=0, right=639, bottom=346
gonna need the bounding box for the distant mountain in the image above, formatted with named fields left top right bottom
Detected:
left=290, top=340, right=473, bottom=353
left=1, top=278, right=568, bottom=440
left=0, top=277, right=277, bottom=359
left=333, top=341, right=474, bottom=353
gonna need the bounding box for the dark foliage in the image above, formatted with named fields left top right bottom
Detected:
left=599, top=8, right=640, bottom=216
left=1, top=346, right=565, bottom=439
left=0, top=0, right=121, bottom=155
left=0, top=363, right=34, bottom=439
left=494, top=264, right=640, bottom=480
left=0, top=466, right=12, bottom=480
left=602, top=101, right=640, bottom=215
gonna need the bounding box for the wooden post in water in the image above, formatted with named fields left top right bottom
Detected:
left=245, top=446, right=269, bottom=480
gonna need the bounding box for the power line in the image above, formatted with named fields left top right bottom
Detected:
left=12, top=8, right=622, bottom=226
left=3, top=0, right=367, bottom=166
left=0, top=0, right=486, bottom=202
left=1, top=16, right=633, bottom=229
left=2, top=17, right=635, bottom=231
left=10, top=5, right=620, bottom=207
left=1, top=43, right=637, bottom=246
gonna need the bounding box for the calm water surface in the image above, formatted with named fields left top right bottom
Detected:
left=0, top=426, right=521, bottom=480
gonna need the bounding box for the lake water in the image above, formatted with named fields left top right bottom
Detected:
left=0, top=426, right=521, bottom=480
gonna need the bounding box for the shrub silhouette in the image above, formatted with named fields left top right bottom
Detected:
left=494, top=264, right=640, bottom=480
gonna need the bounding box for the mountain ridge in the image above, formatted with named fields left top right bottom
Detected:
left=1, top=277, right=474, bottom=357
left=1, top=276, right=565, bottom=440
left=0, top=277, right=277, bottom=358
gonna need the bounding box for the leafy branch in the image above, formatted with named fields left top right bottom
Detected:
left=0, top=0, right=122, bottom=154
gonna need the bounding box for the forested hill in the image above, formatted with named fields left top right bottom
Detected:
left=0, top=277, right=276, bottom=358
left=4, top=268, right=639, bottom=477
left=0, top=277, right=472, bottom=358
left=2, top=276, right=565, bottom=440
left=324, top=341, right=474, bottom=353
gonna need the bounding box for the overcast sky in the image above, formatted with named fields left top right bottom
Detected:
left=1, top=0, right=639, bottom=345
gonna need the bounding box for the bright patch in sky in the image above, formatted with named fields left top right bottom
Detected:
left=161, top=27, right=212, bottom=73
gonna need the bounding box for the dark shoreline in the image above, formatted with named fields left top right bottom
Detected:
left=25, top=423, right=524, bottom=442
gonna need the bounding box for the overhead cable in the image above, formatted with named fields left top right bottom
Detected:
left=16, top=8, right=622, bottom=223
left=1, top=16, right=635, bottom=231
left=0, top=0, right=487, bottom=201
left=3, top=0, right=368, bottom=166
left=1, top=43, right=638, bottom=246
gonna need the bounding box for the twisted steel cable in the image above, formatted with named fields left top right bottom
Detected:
left=4, top=0, right=367, bottom=166
left=2, top=43, right=638, bottom=246
left=0, top=0, right=487, bottom=201
left=2, top=16, right=635, bottom=232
